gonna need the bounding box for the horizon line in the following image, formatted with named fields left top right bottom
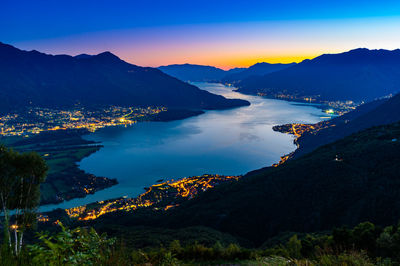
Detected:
left=3, top=41, right=400, bottom=71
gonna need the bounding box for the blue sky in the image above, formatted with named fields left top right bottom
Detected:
left=2, top=0, right=400, bottom=68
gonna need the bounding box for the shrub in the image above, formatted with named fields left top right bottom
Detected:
left=27, top=223, right=115, bottom=265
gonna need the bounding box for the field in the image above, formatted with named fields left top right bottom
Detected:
left=0, top=129, right=117, bottom=205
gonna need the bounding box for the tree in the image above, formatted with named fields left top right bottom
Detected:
left=0, top=145, right=48, bottom=255
left=352, top=222, right=377, bottom=253
left=333, top=226, right=353, bottom=250
left=0, top=145, right=17, bottom=249
left=28, top=223, right=115, bottom=265
left=286, top=234, right=302, bottom=259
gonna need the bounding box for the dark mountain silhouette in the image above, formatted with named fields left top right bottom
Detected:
left=95, top=121, right=400, bottom=246
left=74, top=54, right=93, bottom=59
left=294, top=93, right=400, bottom=157
left=158, top=62, right=295, bottom=83
left=222, top=62, right=296, bottom=84
left=0, top=43, right=249, bottom=113
left=237, top=48, right=400, bottom=101
left=91, top=92, right=400, bottom=246
left=158, top=63, right=244, bottom=82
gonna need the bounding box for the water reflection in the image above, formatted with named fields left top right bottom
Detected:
left=40, top=82, right=333, bottom=211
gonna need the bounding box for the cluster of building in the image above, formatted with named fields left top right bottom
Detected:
left=273, top=123, right=332, bottom=139
left=64, top=174, right=241, bottom=221
left=256, top=92, right=359, bottom=115
left=324, top=100, right=358, bottom=115
left=0, top=106, right=166, bottom=137
left=257, top=92, right=319, bottom=103
left=272, top=122, right=335, bottom=167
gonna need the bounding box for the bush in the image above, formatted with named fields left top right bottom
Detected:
left=27, top=223, right=115, bottom=265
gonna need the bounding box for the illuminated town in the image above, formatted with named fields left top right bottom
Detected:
left=256, top=92, right=359, bottom=115
left=272, top=121, right=335, bottom=166
left=63, top=174, right=241, bottom=221
left=0, top=106, right=167, bottom=137
left=273, top=122, right=333, bottom=139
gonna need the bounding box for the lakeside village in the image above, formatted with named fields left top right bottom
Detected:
left=255, top=92, right=359, bottom=115
left=39, top=174, right=241, bottom=224
left=39, top=121, right=337, bottom=224
left=0, top=105, right=167, bottom=137
left=3, top=96, right=370, bottom=225
left=0, top=106, right=239, bottom=226
left=0, top=92, right=366, bottom=138
left=271, top=120, right=336, bottom=166
left=267, top=91, right=397, bottom=165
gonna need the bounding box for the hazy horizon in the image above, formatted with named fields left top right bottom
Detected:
left=2, top=0, right=400, bottom=69
left=4, top=42, right=400, bottom=71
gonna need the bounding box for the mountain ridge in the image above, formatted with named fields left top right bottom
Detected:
left=0, top=42, right=249, bottom=113
left=237, top=48, right=400, bottom=102
left=221, top=62, right=296, bottom=84
left=158, top=62, right=294, bottom=83
left=158, top=63, right=230, bottom=82
left=91, top=121, right=400, bottom=246
left=294, top=93, right=400, bottom=157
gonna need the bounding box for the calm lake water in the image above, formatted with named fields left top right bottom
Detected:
left=41, top=82, right=333, bottom=211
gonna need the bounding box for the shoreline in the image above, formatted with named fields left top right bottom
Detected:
left=1, top=129, right=120, bottom=206
left=39, top=109, right=210, bottom=206
left=38, top=87, right=334, bottom=210
left=0, top=108, right=209, bottom=207
left=229, top=87, right=357, bottom=116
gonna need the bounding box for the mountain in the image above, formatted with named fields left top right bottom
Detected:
left=88, top=74, right=400, bottom=247
left=158, top=64, right=229, bottom=82
left=158, top=62, right=294, bottom=83
left=94, top=122, right=400, bottom=246
left=0, top=43, right=249, bottom=113
left=222, top=62, right=296, bottom=84
left=294, top=92, right=400, bottom=157
left=237, top=48, right=400, bottom=102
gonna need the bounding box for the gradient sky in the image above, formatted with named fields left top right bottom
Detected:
left=2, top=0, right=400, bottom=69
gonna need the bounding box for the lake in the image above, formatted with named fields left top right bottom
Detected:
left=41, top=82, right=334, bottom=211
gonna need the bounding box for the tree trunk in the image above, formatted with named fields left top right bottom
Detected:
left=1, top=193, right=12, bottom=248
left=18, top=231, right=23, bottom=254
left=14, top=229, right=18, bottom=255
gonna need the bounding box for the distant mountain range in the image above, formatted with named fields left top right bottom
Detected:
left=158, top=64, right=244, bottom=82
left=237, top=48, right=400, bottom=102
left=89, top=87, right=400, bottom=246
left=0, top=43, right=249, bottom=113
left=158, top=62, right=295, bottom=83
left=221, top=62, right=296, bottom=84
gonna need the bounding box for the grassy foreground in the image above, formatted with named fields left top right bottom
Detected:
left=2, top=220, right=400, bottom=265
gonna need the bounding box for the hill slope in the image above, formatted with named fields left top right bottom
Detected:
left=166, top=122, right=400, bottom=244
left=294, top=93, right=400, bottom=157
left=0, top=43, right=249, bottom=113
left=237, top=48, right=400, bottom=101
left=94, top=122, right=400, bottom=246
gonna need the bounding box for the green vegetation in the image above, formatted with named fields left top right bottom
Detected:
left=294, top=92, right=400, bottom=158
left=0, top=129, right=117, bottom=205
left=4, top=221, right=400, bottom=265
left=1, top=106, right=400, bottom=265
left=82, top=122, right=400, bottom=248
left=0, top=122, right=400, bottom=265
left=27, top=223, right=115, bottom=265
left=0, top=145, right=47, bottom=256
